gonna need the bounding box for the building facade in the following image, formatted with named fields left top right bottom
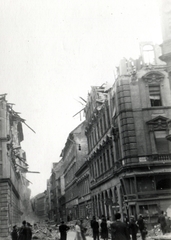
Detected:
left=0, top=95, right=31, bottom=239
left=84, top=44, right=171, bottom=226
left=84, top=85, right=118, bottom=221
left=160, top=0, right=171, bottom=76
left=113, top=44, right=171, bottom=226
left=75, top=161, right=91, bottom=219
left=61, top=122, right=88, bottom=221
left=31, top=192, right=47, bottom=221
left=51, top=160, right=64, bottom=223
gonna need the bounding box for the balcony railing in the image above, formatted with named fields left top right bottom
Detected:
left=119, top=154, right=171, bottom=166
left=90, top=154, right=171, bottom=186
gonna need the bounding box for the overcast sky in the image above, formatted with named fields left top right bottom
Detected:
left=0, top=0, right=162, bottom=197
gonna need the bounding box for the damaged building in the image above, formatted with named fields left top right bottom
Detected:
left=84, top=42, right=171, bottom=226
left=0, top=95, right=31, bottom=239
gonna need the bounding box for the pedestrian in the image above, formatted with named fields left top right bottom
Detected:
left=100, top=217, right=108, bottom=240
left=158, top=211, right=167, bottom=235
left=18, top=220, right=28, bottom=240
left=110, top=212, right=130, bottom=240
left=137, top=214, right=147, bottom=240
left=27, top=222, right=32, bottom=240
left=123, top=214, right=130, bottom=236
left=59, top=221, right=70, bottom=240
left=11, top=225, right=18, bottom=240
left=107, top=217, right=112, bottom=239
left=107, top=217, right=112, bottom=229
left=165, top=212, right=171, bottom=233
left=91, top=216, right=99, bottom=240
left=80, top=219, right=87, bottom=240
left=129, top=216, right=138, bottom=240
left=75, top=220, right=82, bottom=240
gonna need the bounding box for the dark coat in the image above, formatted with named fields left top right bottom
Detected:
left=27, top=227, right=32, bottom=240
left=158, top=214, right=166, bottom=228
left=59, top=224, right=70, bottom=240
left=91, top=220, right=99, bottom=233
left=129, top=220, right=138, bottom=240
left=18, top=226, right=28, bottom=240
left=11, top=229, right=18, bottom=240
left=100, top=221, right=108, bottom=239
left=137, top=218, right=145, bottom=231
left=111, top=220, right=130, bottom=240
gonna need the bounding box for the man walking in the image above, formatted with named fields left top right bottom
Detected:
left=110, top=213, right=130, bottom=240
left=18, top=220, right=28, bottom=240
left=91, top=216, right=100, bottom=240
left=59, top=221, right=70, bottom=240
left=158, top=211, right=167, bottom=235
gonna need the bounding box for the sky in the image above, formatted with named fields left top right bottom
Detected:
left=0, top=0, right=162, bottom=197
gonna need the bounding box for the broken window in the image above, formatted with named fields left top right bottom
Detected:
left=149, top=84, right=162, bottom=106
left=154, top=131, right=169, bottom=154
left=156, top=177, right=171, bottom=190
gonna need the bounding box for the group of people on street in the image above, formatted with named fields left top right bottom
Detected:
left=90, top=213, right=147, bottom=240
left=58, top=219, right=87, bottom=240
left=11, top=210, right=170, bottom=240
left=11, top=220, right=32, bottom=240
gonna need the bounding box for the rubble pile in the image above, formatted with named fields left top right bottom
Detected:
left=67, top=219, right=92, bottom=236
left=146, top=225, right=171, bottom=240
left=32, top=224, right=59, bottom=240
left=82, top=219, right=93, bottom=237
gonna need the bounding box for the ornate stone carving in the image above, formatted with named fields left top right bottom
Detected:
left=142, top=71, right=165, bottom=84
left=146, top=115, right=169, bottom=131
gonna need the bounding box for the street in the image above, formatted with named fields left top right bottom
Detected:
left=67, top=231, right=92, bottom=240
left=66, top=231, right=171, bottom=240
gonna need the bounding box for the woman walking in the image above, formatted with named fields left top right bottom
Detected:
left=100, top=218, right=108, bottom=240
left=75, top=220, right=82, bottom=240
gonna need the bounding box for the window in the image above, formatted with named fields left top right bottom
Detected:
left=142, top=45, right=155, bottom=65
left=96, top=125, right=99, bottom=140
left=149, top=84, right=162, bottom=106
left=139, top=204, right=158, bottom=217
left=107, top=108, right=110, bottom=127
left=100, top=156, right=103, bottom=174
left=97, top=158, right=100, bottom=177
left=103, top=153, right=107, bottom=171
left=107, top=149, right=111, bottom=168
left=100, top=118, right=103, bottom=135
left=154, top=131, right=169, bottom=154
left=137, top=177, right=155, bottom=192
left=156, top=175, right=171, bottom=190
left=103, top=113, right=107, bottom=131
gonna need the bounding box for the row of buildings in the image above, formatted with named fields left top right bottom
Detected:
left=32, top=1, right=171, bottom=228
left=32, top=45, right=171, bottom=226
left=0, top=95, right=32, bottom=239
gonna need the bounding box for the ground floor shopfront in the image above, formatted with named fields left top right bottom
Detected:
left=91, top=176, right=122, bottom=221
left=90, top=169, right=171, bottom=227
left=78, top=193, right=92, bottom=220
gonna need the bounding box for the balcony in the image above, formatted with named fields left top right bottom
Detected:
left=119, top=154, right=171, bottom=166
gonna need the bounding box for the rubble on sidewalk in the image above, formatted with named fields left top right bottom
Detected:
left=144, top=224, right=171, bottom=240
left=32, top=224, right=59, bottom=240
